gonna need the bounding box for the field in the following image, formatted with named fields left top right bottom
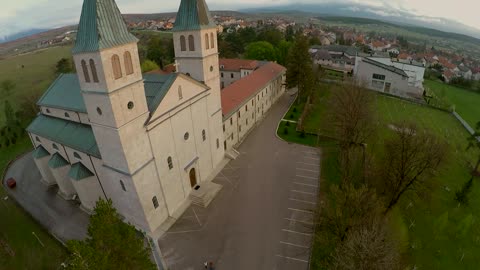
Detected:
left=284, top=84, right=480, bottom=269
left=0, top=45, right=72, bottom=125
left=425, top=79, right=480, bottom=129
left=0, top=46, right=70, bottom=268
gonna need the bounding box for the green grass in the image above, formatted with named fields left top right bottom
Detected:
left=0, top=47, right=70, bottom=268
left=425, top=79, right=480, bottom=128
left=296, top=85, right=480, bottom=269
left=0, top=46, right=72, bottom=125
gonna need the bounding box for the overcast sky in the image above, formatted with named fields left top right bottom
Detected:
left=1, top=0, right=480, bottom=39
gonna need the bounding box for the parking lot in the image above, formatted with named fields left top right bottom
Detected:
left=158, top=93, right=321, bottom=270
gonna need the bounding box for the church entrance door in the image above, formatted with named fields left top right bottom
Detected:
left=189, top=168, right=197, bottom=188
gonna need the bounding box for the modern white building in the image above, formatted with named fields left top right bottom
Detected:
left=368, top=57, right=426, bottom=89
left=26, top=0, right=286, bottom=247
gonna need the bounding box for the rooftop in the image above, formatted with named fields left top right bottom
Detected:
left=219, top=59, right=259, bottom=72
left=173, top=0, right=217, bottom=32
left=363, top=58, right=408, bottom=77
left=221, top=62, right=286, bottom=118
left=311, top=45, right=358, bottom=56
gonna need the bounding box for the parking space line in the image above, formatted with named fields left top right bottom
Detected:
left=289, top=198, right=316, bottom=205
left=304, top=156, right=320, bottom=161
left=284, top=218, right=314, bottom=225
left=302, top=151, right=318, bottom=155
left=282, top=229, right=312, bottom=236
left=296, top=162, right=319, bottom=166
left=296, top=168, right=320, bottom=173
left=288, top=208, right=314, bottom=214
left=296, top=175, right=318, bottom=180
left=192, top=207, right=202, bottom=226
left=293, top=182, right=318, bottom=188
left=275, top=254, right=309, bottom=263
left=291, top=190, right=316, bottom=196
left=280, top=241, right=309, bottom=248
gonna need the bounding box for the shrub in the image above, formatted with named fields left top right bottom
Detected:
left=11, top=138, right=16, bottom=145
left=286, top=121, right=290, bottom=127
left=300, top=130, right=306, bottom=138
left=455, top=178, right=473, bottom=205
left=290, top=114, right=294, bottom=119
left=283, top=127, right=289, bottom=135
left=293, top=107, right=297, bottom=113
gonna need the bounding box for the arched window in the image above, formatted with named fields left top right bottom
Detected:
left=188, top=35, right=195, bottom=51
left=89, top=59, right=99, bottom=83
left=74, top=152, right=81, bottom=160
left=120, top=180, right=126, bottom=192
left=81, top=60, right=90, bottom=83
left=178, top=86, right=183, bottom=100
left=36, top=136, right=41, bottom=142
left=152, top=196, right=159, bottom=209
left=202, top=130, right=206, bottom=141
left=180, top=35, right=186, bottom=51
left=111, top=54, right=122, bottom=79
left=210, top=32, right=215, bottom=49
left=64, top=112, right=70, bottom=118
left=52, top=144, right=59, bottom=150
left=216, top=139, right=220, bottom=149
left=167, top=157, right=173, bottom=170
left=205, top=33, right=210, bottom=49
left=124, top=51, right=134, bottom=75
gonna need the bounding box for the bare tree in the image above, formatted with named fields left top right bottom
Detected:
left=319, top=183, right=384, bottom=242
left=329, top=80, right=376, bottom=183
left=330, top=218, right=402, bottom=270
left=381, top=122, right=448, bottom=213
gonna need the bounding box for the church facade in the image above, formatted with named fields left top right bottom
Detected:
left=27, top=0, right=286, bottom=237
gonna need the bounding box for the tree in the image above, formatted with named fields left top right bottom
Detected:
left=381, top=122, right=447, bottom=213
left=140, top=60, right=160, bottom=73
left=4, top=100, right=15, bottom=127
left=17, top=90, right=42, bottom=121
left=257, top=27, right=283, bottom=47
left=454, top=178, right=473, bottom=205
left=66, top=199, right=156, bottom=270
left=285, top=25, right=295, bottom=42
left=330, top=218, right=401, bottom=270
left=329, top=81, right=376, bottom=183
left=244, top=41, right=278, bottom=62
left=277, top=40, right=292, bottom=66
left=1, top=79, right=16, bottom=96
left=56, top=58, right=74, bottom=74
left=286, top=33, right=314, bottom=102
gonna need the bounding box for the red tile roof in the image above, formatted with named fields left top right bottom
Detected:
left=164, top=63, right=176, bottom=73
left=146, top=69, right=168, bottom=75
left=221, top=62, right=286, bottom=117
left=219, top=58, right=259, bottom=72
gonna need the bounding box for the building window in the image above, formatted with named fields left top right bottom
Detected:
left=216, top=139, right=220, bottom=149
left=246, top=119, right=248, bottom=125
left=120, top=180, right=126, bottom=192
left=124, top=51, right=134, bottom=75
left=252, top=113, right=254, bottom=120
left=252, top=100, right=254, bottom=106
left=81, top=60, right=90, bottom=83
left=184, top=132, right=190, bottom=141
left=188, top=35, right=195, bottom=51
left=238, top=111, right=241, bottom=118
left=210, top=32, right=215, bottom=49
left=257, top=95, right=259, bottom=101
left=180, top=35, right=186, bottom=51
left=112, top=54, right=122, bottom=79
left=52, top=144, right=59, bottom=150
left=245, top=105, right=248, bottom=111
left=74, top=152, right=81, bottom=160
left=64, top=112, right=70, bottom=118
left=230, top=134, right=233, bottom=140
left=239, top=125, right=242, bottom=132
left=230, top=118, right=233, bottom=125
left=89, top=59, right=99, bottom=83
left=205, top=33, right=210, bottom=49
left=127, top=101, right=134, bottom=110
left=202, top=130, right=206, bottom=141
left=178, top=86, right=183, bottom=100
left=210, top=66, right=214, bottom=72
left=231, top=73, right=234, bottom=78
left=372, top=73, right=386, bottom=80
left=221, top=72, right=224, bottom=78
left=36, top=136, right=40, bottom=142
left=46, top=108, right=51, bottom=113
left=167, top=157, right=173, bottom=170
left=97, top=107, right=102, bottom=115
left=152, top=196, right=159, bottom=209
left=223, top=124, right=225, bottom=132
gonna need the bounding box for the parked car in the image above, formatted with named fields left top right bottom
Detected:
left=6, top=178, right=16, bottom=189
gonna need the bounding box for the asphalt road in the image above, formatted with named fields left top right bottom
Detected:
left=158, top=92, right=321, bottom=270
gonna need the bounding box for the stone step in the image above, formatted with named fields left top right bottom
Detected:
left=189, top=182, right=222, bottom=208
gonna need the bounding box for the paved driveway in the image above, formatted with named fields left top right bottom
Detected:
left=158, top=93, right=321, bottom=270
left=3, top=154, right=89, bottom=241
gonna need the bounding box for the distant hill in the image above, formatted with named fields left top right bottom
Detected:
left=0, top=29, right=50, bottom=43
left=123, top=10, right=245, bottom=23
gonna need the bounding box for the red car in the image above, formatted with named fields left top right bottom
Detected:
left=6, top=178, right=16, bottom=189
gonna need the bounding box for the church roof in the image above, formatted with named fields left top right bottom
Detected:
left=72, top=0, right=138, bottom=54
left=219, top=59, right=259, bottom=72
left=48, top=153, right=69, bottom=169
left=68, top=162, right=95, bottom=181
left=173, top=0, right=217, bottom=32
left=27, top=115, right=101, bottom=159
left=32, top=145, right=50, bottom=159
left=38, top=73, right=178, bottom=115
left=221, top=62, right=286, bottom=118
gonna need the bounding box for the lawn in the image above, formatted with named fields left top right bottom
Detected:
left=297, top=85, right=480, bottom=269
left=425, top=79, right=480, bottom=128
left=0, top=45, right=72, bottom=125
left=0, top=46, right=70, bottom=268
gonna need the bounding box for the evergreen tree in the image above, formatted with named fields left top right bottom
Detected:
left=286, top=33, right=314, bottom=103
left=66, top=199, right=156, bottom=270
left=4, top=100, right=15, bottom=127
left=141, top=60, right=160, bottom=73
left=56, top=58, right=74, bottom=74
left=455, top=178, right=474, bottom=205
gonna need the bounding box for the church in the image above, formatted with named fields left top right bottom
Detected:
left=26, top=0, right=286, bottom=237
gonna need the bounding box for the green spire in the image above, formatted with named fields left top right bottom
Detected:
left=173, top=0, right=217, bottom=32
left=73, top=0, right=138, bottom=54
